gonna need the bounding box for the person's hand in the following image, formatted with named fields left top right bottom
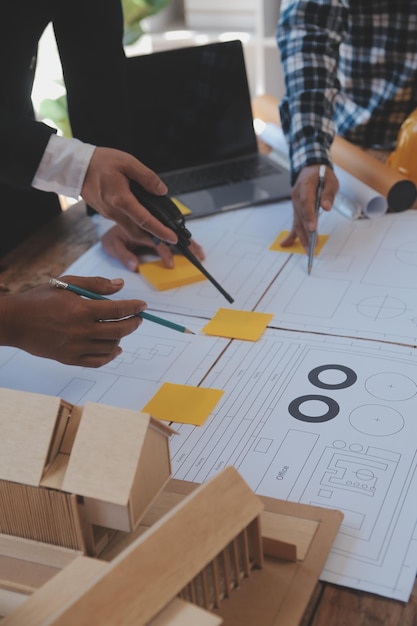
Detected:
left=0, top=275, right=147, bottom=368
left=280, top=165, right=339, bottom=251
left=80, top=147, right=179, bottom=246
left=100, top=224, right=206, bottom=272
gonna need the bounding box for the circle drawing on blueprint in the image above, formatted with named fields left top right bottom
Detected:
left=395, top=241, right=417, bottom=266
left=308, top=364, right=357, bottom=389
left=356, top=295, right=406, bottom=319
left=288, top=395, right=339, bottom=423
left=356, top=468, right=375, bottom=481
left=365, top=372, right=417, bottom=401
left=349, top=404, right=404, bottom=436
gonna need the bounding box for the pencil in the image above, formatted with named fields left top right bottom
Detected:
left=49, top=277, right=195, bottom=335
left=307, top=164, right=326, bottom=275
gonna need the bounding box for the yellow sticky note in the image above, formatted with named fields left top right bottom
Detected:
left=269, top=230, right=329, bottom=255
left=139, top=255, right=205, bottom=291
left=172, top=197, right=192, bottom=215
left=142, top=382, right=224, bottom=426
left=201, top=308, right=273, bottom=341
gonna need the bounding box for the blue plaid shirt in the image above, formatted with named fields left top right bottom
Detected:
left=277, top=0, right=417, bottom=183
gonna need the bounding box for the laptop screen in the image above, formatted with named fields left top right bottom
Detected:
left=125, top=40, right=258, bottom=173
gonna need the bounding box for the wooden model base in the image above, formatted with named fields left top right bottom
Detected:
left=0, top=469, right=342, bottom=625
left=103, top=476, right=343, bottom=626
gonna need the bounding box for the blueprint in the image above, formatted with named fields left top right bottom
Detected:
left=170, top=328, right=417, bottom=600
left=258, top=208, right=417, bottom=346
left=0, top=313, right=228, bottom=411
left=2, top=201, right=417, bottom=599
left=66, top=202, right=293, bottom=317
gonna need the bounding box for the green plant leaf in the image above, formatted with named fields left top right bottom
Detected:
left=122, top=0, right=171, bottom=44
left=123, top=22, right=145, bottom=46
left=38, top=94, right=72, bottom=138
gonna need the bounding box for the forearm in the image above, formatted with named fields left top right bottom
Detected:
left=277, top=0, right=347, bottom=182
left=0, top=277, right=145, bottom=367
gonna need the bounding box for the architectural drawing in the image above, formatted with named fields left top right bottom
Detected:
left=66, top=202, right=293, bottom=317
left=257, top=209, right=417, bottom=345
left=170, top=328, right=417, bottom=600
left=0, top=316, right=228, bottom=410
left=3, top=202, right=417, bottom=600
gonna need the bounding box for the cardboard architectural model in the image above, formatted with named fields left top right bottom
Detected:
left=0, top=387, right=175, bottom=556
left=0, top=466, right=343, bottom=625
left=0, top=388, right=343, bottom=625
left=1, top=467, right=263, bottom=625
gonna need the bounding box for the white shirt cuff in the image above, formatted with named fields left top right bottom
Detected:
left=32, top=134, right=96, bottom=199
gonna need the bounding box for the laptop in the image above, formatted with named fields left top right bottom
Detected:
left=125, top=40, right=291, bottom=218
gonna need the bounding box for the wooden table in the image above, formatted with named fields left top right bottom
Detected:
left=0, top=201, right=97, bottom=292
left=1, top=202, right=417, bottom=626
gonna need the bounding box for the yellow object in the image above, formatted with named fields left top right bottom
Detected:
left=139, top=255, right=205, bottom=290
left=202, top=308, right=273, bottom=341
left=171, top=197, right=192, bottom=215
left=253, top=93, right=417, bottom=211
left=387, top=108, right=417, bottom=186
left=142, top=382, right=224, bottom=426
left=269, top=230, right=329, bottom=255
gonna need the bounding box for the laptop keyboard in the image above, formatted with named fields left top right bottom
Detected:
left=162, top=155, right=281, bottom=196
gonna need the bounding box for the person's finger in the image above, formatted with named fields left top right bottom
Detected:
left=152, top=241, right=174, bottom=268
left=81, top=148, right=177, bottom=244
left=74, top=346, right=123, bottom=369
left=58, top=277, right=148, bottom=327
left=100, top=233, right=141, bottom=272
left=111, top=158, right=178, bottom=243
left=188, top=238, right=205, bottom=261
left=109, top=190, right=178, bottom=245
left=279, top=229, right=298, bottom=247
left=93, top=314, right=142, bottom=338
left=122, top=159, right=168, bottom=196
left=320, top=171, right=339, bottom=212
left=85, top=299, right=146, bottom=325
left=61, top=275, right=128, bottom=297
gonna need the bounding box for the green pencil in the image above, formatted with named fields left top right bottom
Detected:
left=49, top=277, right=194, bottom=335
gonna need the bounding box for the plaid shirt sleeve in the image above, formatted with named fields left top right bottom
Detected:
left=277, top=0, right=348, bottom=183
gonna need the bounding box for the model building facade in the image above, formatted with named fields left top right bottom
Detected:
left=0, top=388, right=174, bottom=555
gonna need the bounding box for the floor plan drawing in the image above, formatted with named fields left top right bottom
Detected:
left=66, top=202, right=293, bottom=317
left=257, top=209, right=417, bottom=345
left=170, top=328, right=417, bottom=600
left=0, top=314, right=228, bottom=410
left=3, top=201, right=417, bottom=601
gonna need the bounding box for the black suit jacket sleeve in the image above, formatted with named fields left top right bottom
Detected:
left=0, top=2, right=59, bottom=189
left=0, top=106, right=55, bottom=189
left=0, top=0, right=130, bottom=191
left=0, top=0, right=132, bottom=254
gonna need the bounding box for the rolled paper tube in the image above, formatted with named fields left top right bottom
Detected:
left=331, top=135, right=417, bottom=212
left=333, top=165, right=388, bottom=218
left=332, top=193, right=362, bottom=220
left=259, top=122, right=387, bottom=219
left=252, top=94, right=417, bottom=212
